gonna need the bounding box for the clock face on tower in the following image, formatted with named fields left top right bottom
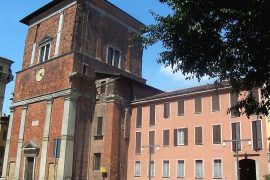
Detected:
left=36, top=68, right=45, bottom=82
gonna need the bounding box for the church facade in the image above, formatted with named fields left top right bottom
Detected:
left=1, top=0, right=269, bottom=180
left=1, top=0, right=161, bottom=179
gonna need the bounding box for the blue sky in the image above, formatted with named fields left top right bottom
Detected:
left=0, top=0, right=212, bottom=115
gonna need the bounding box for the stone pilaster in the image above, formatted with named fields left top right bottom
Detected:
left=1, top=107, right=15, bottom=178
left=14, top=105, right=28, bottom=179
left=38, top=99, right=53, bottom=180
left=57, top=95, right=78, bottom=179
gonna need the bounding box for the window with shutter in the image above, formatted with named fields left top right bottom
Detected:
left=163, top=160, right=170, bottom=178
left=177, top=160, right=185, bottom=178
left=149, top=105, right=155, bottom=126
left=135, top=132, right=141, bottom=154
left=175, top=128, right=188, bottom=146
left=148, top=161, right=155, bottom=177
left=212, top=94, right=220, bottom=111
left=195, top=160, right=203, bottom=178
left=178, top=99, right=185, bottom=116
left=134, top=161, right=141, bottom=177
left=163, top=102, right=170, bottom=118
left=195, top=126, right=203, bottom=145
left=149, top=131, right=155, bottom=153
left=231, top=122, right=241, bottom=151
left=213, top=159, right=222, bottom=178
left=212, top=125, right=221, bottom=144
left=252, top=120, right=262, bottom=151
left=163, top=129, right=170, bottom=146
left=230, top=93, right=240, bottom=117
left=136, top=107, right=142, bottom=128
left=195, top=97, right=202, bottom=113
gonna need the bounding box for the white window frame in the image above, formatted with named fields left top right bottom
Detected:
left=194, top=159, right=204, bottom=179
left=149, top=104, right=156, bottom=127
left=177, top=99, right=185, bottom=116
left=163, top=102, right=171, bottom=119
left=230, top=121, right=242, bottom=151
left=38, top=40, right=51, bottom=63
left=177, top=128, right=185, bottom=145
left=212, top=124, right=222, bottom=145
left=176, top=159, right=185, bottom=178
left=250, top=119, right=264, bottom=150
left=23, top=156, right=36, bottom=180
left=162, top=160, right=170, bottom=178
left=134, top=160, right=141, bottom=177
left=135, top=131, right=142, bottom=155
left=106, top=45, right=121, bottom=68
left=194, top=125, right=203, bottom=145
left=213, top=158, right=223, bottom=179
left=147, top=160, right=155, bottom=177
left=194, top=97, right=203, bottom=114
left=211, top=93, right=221, bottom=112
left=162, top=129, right=170, bottom=147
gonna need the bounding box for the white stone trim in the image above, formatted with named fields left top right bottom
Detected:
left=1, top=109, right=14, bottom=178
left=28, top=1, right=77, bottom=29
left=54, top=11, right=64, bottom=57
left=11, top=88, right=91, bottom=108
left=14, top=106, right=28, bottom=179
left=30, top=43, right=36, bottom=66
left=57, top=95, right=77, bottom=179
left=39, top=100, right=53, bottom=180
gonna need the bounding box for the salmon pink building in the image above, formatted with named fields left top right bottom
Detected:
left=127, top=84, right=269, bottom=180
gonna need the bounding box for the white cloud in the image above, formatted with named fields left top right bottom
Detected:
left=159, top=66, right=214, bottom=87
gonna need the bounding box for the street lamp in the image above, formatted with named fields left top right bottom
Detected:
left=142, top=145, right=160, bottom=180
left=222, top=139, right=251, bottom=180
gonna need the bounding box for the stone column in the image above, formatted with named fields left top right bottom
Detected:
left=1, top=107, right=15, bottom=178
left=38, top=99, right=53, bottom=180
left=14, top=105, right=28, bottom=179
left=57, top=95, right=77, bottom=179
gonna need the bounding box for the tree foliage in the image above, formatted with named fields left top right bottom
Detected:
left=142, top=0, right=270, bottom=117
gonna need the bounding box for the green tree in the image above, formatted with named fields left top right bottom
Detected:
left=142, top=0, right=270, bottom=117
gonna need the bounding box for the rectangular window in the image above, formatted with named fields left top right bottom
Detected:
left=39, top=42, right=51, bottom=63
left=106, top=46, right=121, bottom=68
left=163, top=102, right=170, bottom=118
left=177, top=160, right=185, bottom=178
left=252, top=88, right=259, bottom=102
left=178, top=99, right=185, bottom=116
left=163, top=160, right=170, bottom=178
left=135, top=132, right=142, bottom=154
left=195, top=126, right=203, bottom=145
left=213, top=125, right=221, bottom=144
left=195, top=97, right=202, bottom=113
left=149, top=131, right=155, bottom=153
left=0, top=146, right=5, bottom=157
left=231, top=122, right=241, bottom=151
left=136, top=106, right=142, bottom=128
left=212, top=94, right=220, bottom=111
left=149, top=105, right=155, bottom=126
left=213, top=159, right=222, bottom=179
left=195, top=160, right=203, bottom=179
left=134, top=161, right=141, bottom=177
left=163, top=129, right=170, bottom=146
left=24, top=157, right=34, bottom=179
left=148, top=161, right=155, bottom=177
left=100, top=81, right=106, bottom=94
left=252, top=120, right=262, bottom=151
left=230, top=93, right=240, bottom=117
left=96, top=117, right=103, bottom=136
left=174, top=128, right=188, bottom=146
left=93, top=153, right=101, bottom=170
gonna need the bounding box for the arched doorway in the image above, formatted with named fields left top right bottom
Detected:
left=239, top=159, right=256, bottom=180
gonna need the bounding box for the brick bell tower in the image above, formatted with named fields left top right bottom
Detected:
left=1, top=0, right=161, bottom=180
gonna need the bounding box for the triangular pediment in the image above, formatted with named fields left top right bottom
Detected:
left=39, top=35, right=53, bottom=45
left=22, top=140, right=39, bottom=150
